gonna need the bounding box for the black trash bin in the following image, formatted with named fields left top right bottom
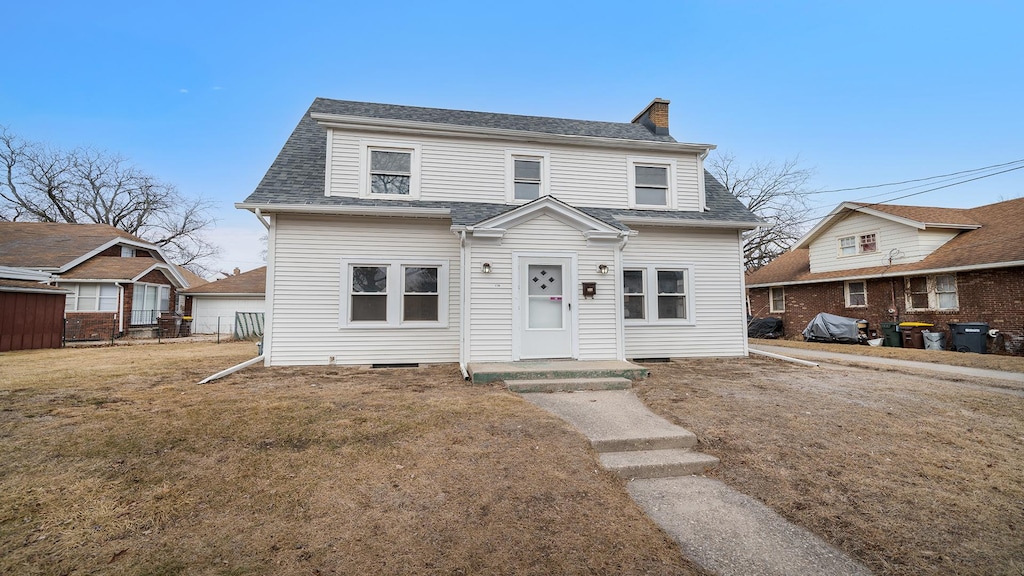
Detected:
left=948, top=322, right=989, bottom=354
left=880, top=322, right=901, bottom=347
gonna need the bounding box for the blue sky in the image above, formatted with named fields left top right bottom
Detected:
left=4, top=1, right=1022, bottom=275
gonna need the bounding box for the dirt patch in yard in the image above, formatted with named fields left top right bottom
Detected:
left=635, top=357, right=1024, bottom=576
left=1, top=343, right=702, bottom=575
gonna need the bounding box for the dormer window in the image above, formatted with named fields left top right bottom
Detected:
left=514, top=159, right=542, bottom=200
left=370, top=150, right=411, bottom=195
left=838, top=233, right=878, bottom=256
left=360, top=141, right=422, bottom=199
left=628, top=157, right=677, bottom=209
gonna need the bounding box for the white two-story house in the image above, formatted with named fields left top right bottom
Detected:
left=238, top=97, right=760, bottom=369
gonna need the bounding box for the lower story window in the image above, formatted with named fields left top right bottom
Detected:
left=131, top=283, right=171, bottom=324
left=769, top=286, right=785, bottom=313
left=342, top=259, right=448, bottom=327
left=906, top=274, right=958, bottom=310
left=845, top=280, right=867, bottom=307
left=623, top=264, right=693, bottom=324
left=64, top=283, right=118, bottom=312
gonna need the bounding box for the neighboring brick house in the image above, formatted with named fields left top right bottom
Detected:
left=0, top=222, right=203, bottom=341
left=747, top=198, right=1024, bottom=350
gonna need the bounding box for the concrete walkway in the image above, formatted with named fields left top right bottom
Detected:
left=751, top=344, right=1024, bottom=384
left=522, top=390, right=870, bottom=576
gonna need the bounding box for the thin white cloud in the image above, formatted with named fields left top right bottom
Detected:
left=179, top=88, right=189, bottom=94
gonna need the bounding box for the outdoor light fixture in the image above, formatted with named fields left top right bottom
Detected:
left=482, top=262, right=492, bottom=274
left=598, top=264, right=609, bottom=274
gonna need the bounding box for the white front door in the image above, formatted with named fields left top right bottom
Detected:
left=517, top=256, right=574, bottom=359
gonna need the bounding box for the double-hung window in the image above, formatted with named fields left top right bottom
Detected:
left=342, top=259, right=448, bottom=327
left=131, top=283, right=170, bottom=324
left=845, top=280, right=867, bottom=307
left=506, top=150, right=549, bottom=202
left=361, top=142, right=421, bottom=199
left=769, top=286, right=785, bottom=313
left=838, top=233, right=878, bottom=256
left=906, top=274, right=958, bottom=311
left=622, top=264, right=693, bottom=324
left=628, top=157, right=676, bottom=209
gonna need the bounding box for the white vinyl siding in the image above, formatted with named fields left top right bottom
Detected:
left=623, top=227, right=747, bottom=358
left=327, top=129, right=702, bottom=211
left=809, top=212, right=964, bottom=274
left=267, top=215, right=460, bottom=366
left=190, top=297, right=265, bottom=334
left=468, top=213, right=619, bottom=362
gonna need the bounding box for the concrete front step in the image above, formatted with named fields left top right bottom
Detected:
left=591, top=432, right=697, bottom=454
left=469, top=360, right=648, bottom=385
left=506, top=377, right=632, bottom=393
left=600, top=449, right=720, bottom=480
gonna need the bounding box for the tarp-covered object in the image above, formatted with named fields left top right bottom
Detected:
left=748, top=317, right=784, bottom=339
left=802, top=313, right=865, bottom=344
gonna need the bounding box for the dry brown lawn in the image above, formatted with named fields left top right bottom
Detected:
left=1, top=342, right=700, bottom=575
left=636, top=357, right=1024, bottom=576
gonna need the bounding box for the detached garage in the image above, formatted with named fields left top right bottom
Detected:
left=182, top=267, right=266, bottom=335
left=0, top=272, right=70, bottom=352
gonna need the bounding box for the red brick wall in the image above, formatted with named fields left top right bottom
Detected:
left=749, top=266, right=1024, bottom=351
left=65, top=312, right=118, bottom=341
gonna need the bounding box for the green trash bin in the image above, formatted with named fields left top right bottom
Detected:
left=880, top=322, right=901, bottom=347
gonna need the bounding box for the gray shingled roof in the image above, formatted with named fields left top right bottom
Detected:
left=243, top=98, right=759, bottom=229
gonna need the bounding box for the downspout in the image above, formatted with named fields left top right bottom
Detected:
left=114, top=282, right=124, bottom=336
left=254, top=208, right=271, bottom=230
left=455, top=230, right=470, bottom=380
left=614, top=232, right=632, bottom=361
left=738, top=229, right=750, bottom=358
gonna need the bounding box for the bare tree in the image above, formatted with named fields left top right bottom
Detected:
left=0, top=126, right=217, bottom=273
left=708, top=152, right=816, bottom=271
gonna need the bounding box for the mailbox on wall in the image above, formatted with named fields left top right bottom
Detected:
left=582, top=282, right=597, bottom=299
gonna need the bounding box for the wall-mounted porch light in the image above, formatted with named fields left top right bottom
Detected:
left=597, top=264, right=609, bottom=275
left=482, top=262, right=492, bottom=274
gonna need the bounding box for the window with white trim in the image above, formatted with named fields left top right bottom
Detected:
left=131, top=283, right=170, bottom=324
left=769, top=286, right=785, bottom=313
left=906, top=274, right=958, bottom=311
left=628, top=157, right=676, bottom=209
left=845, top=280, right=867, bottom=307
left=622, top=264, right=693, bottom=323
left=360, top=142, right=421, bottom=199
left=64, top=283, right=118, bottom=312
left=505, top=150, right=549, bottom=202
left=341, top=259, right=448, bottom=327
left=838, top=233, right=878, bottom=256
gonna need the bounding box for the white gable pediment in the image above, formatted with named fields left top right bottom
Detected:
left=467, top=196, right=623, bottom=243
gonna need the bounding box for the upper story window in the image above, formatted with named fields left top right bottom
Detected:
left=120, top=246, right=136, bottom=257
left=628, top=157, right=677, bottom=209
left=505, top=150, right=549, bottom=203
left=838, top=232, right=878, bottom=256
left=769, top=286, right=785, bottom=313
left=360, top=141, right=422, bottom=199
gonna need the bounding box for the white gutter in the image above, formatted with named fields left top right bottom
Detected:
left=236, top=202, right=451, bottom=218
left=309, top=112, right=717, bottom=155
left=198, top=354, right=265, bottom=384
left=747, top=259, right=1024, bottom=289
left=616, top=216, right=760, bottom=230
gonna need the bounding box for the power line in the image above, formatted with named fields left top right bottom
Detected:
left=809, top=158, right=1024, bottom=195
left=856, top=164, right=1024, bottom=208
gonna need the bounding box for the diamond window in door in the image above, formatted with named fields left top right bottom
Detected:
left=527, top=264, right=563, bottom=329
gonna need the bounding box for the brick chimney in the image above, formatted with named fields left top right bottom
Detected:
left=631, top=98, right=670, bottom=136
